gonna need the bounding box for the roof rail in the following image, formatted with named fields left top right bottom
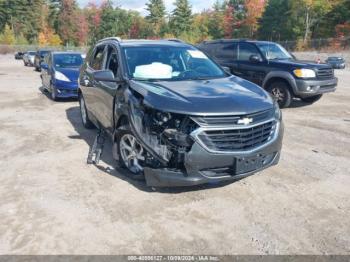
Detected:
left=203, top=38, right=249, bottom=44
left=97, top=37, right=122, bottom=43
left=164, top=38, right=185, bottom=43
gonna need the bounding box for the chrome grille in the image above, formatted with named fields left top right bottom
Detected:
left=191, top=109, right=274, bottom=127
left=317, top=68, right=334, bottom=79
left=196, top=121, right=276, bottom=152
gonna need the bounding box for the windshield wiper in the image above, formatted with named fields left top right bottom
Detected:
left=132, top=78, right=164, bottom=82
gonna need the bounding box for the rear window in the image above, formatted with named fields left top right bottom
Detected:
left=215, top=43, right=237, bottom=60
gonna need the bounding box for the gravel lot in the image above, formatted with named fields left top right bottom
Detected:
left=0, top=54, right=349, bottom=255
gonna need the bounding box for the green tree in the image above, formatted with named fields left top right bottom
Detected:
left=208, top=1, right=225, bottom=39
left=0, top=24, right=15, bottom=44
left=258, top=0, right=295, bottom=41
left=169, top=0, right=192, bottom=37
left=316, top=0, right=350, bottom=37
left=146, top=0, right=166, bottom=36
left=291, top=0, right=336, bottom=43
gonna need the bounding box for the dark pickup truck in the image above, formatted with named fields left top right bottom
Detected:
left=198, top=40, right=338, bottom=108
left=78, top=37, right=283, bottom=187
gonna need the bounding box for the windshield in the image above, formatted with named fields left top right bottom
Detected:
left=256, top=43, right=292, bottom=60
left=123, top=46, right=226, bottom=81
left=53, top=53, right=83, bottom=68
left=39, top=51, right=49, bottom=56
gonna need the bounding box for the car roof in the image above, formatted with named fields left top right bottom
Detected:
left=99, top=38, right=193, bottom=48
left=51, top=51, right=82, bottom=55
left=201, top=39, right=276, bottom=45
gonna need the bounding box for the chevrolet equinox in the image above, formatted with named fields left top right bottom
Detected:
left=78, top=38, right=284, bottom=187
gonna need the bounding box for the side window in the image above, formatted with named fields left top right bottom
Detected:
left=238, top=43, right=261, bottom=61
left=216, top=43, right=237, bottom=60
left=105, top=45, right=119, bottom=77
left=90, top=45, right=106, bottom=70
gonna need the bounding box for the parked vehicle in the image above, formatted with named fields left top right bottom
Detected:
left=197, top=40, right=338, bottom=108
left=14, top=51, right=24, bottom=60
left=23, top=51, right=36, bottom=66
left=326, top=57, right=346, bottom=69
left=34, top=49, right=50, bottom=71
left=41, top=51, right=84, bottom=100
left=78, top=37, right=284, bottom=187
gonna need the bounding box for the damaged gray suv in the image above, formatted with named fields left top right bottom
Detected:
left=78, top=37, right=284, bottom=187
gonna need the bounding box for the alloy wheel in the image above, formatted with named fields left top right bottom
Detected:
left=271, top=87, right=285, bottom=102
left=119, top=134, right=145, bottom=174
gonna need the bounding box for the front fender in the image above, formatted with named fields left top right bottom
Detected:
left=262, top=71, right=297, bottom=94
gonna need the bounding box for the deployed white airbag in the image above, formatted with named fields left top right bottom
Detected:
left=134, top=62, right=173, bottom=79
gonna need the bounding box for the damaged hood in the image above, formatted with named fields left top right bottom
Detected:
left=129, top=76, right=273, bottom=115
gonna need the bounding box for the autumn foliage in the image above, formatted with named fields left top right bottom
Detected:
left=0, top=0, right=349, bottom=47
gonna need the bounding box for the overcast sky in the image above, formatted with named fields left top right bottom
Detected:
left=77, top=0, right=216, bottom=15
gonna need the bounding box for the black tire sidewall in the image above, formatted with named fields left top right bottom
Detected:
left=79, top=95, right=94, bottom=129
left=267, top=81, right=292, bottom=108
left=50, top=84, right=57, bottom=101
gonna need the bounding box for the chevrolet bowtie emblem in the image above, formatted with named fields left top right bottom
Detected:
left=237, top=117, right=253, bottom=125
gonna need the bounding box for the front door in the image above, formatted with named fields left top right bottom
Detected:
left=237, top=42, right=266, bottom=86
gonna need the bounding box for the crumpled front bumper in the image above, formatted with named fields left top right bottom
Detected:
left=144, top=121, right=284, bottom=187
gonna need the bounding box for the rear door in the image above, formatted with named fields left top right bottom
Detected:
left=237, top=42, right=267, bottom=85
left=211, top=42, right=240, bottom=76
left=80, top=44, right=107, bottom=121
left=94, top=44, right=121, bottom=132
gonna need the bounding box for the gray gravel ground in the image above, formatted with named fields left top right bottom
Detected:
left=0, top=54, right=349, bottom=255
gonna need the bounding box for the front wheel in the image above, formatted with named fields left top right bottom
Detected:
left=300, top=94, right=323, bottom=104
left=50, top=84, right=57, bottom=101
left=116, top=126, right=145, bottom=180
left=267, top=81, right=292, bottom=108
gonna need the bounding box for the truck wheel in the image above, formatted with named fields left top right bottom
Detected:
left=79, top=95, right=95, bottom=129
left=116, top=125, right=145, bottom=180
left=267, top=81, right=292, bottom=108
left=301, top=94, right=323, bottom=104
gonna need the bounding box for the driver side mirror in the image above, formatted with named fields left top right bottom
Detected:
left=249, top=55, right=262, bottom=63
left=93, top=70, right=124, bottom=84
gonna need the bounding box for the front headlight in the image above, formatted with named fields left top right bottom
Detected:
left=274, top=101, right=282, bottom=120
left=55, top=71, right=71, bottom=82
left=293, top=68, right=316, bottom=78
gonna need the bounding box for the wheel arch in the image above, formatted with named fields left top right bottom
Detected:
left=263, top=72, right=297, bottom=95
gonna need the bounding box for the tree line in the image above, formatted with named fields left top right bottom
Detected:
left=0, top=0, right=349, bottom=47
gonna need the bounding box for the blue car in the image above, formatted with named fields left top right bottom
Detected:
left=41, top=52, right=84, bottom=100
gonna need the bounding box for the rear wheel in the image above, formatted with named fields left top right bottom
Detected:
left=267, top=81, right=292, bottom=108
left=300, top=94, right=323, bottom=104
left=79, top=95, right=95, bottom=129
left=116, top=125, right=145, bottom=180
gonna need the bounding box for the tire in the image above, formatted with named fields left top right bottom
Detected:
left=50, top=84, right=57, bottom=101
left=300, top=94, right=323, bottom=104
left=116, top=125, right=145, bottom=180
left=79, top=94, right=95, bottom=129
left=266, top=81, right=292, bottom=108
